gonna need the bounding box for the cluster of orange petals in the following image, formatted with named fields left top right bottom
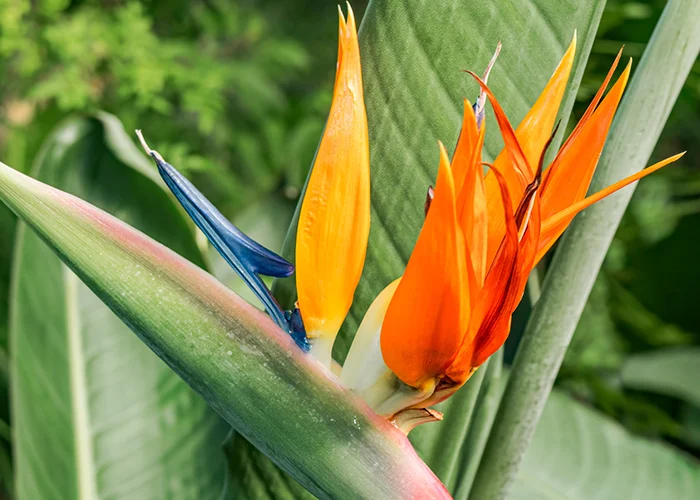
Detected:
left=380, top=37, right=683, bottom=398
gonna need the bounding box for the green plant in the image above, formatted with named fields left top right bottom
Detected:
left=0, top=1, right=698, bottom=499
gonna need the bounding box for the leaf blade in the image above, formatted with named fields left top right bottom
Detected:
left=10, top=116, right=231, bottom=500
left=0, top=159, right=450, bottom=500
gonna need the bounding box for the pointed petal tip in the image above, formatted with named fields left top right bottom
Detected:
left=339, top=2, right=356, bottom=34
left=565, top=33, right=577, bottom=58
left=346, top=1, right=355, bottom=19
left=337, top=5, right=346, bottom=33
left=437, top=141, right=455, bottom=178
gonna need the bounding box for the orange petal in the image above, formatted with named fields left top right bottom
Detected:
left=447, top=164, right=518, bottom=384
left=467, top=72, right=533, bottom=185
left=381, top=143, right=468, bottom=391
left=452, top=99, right=480, bottom=195
left=463, top=122, right=488, bottom=290
left=547, top=47, right=622, bottom=165
left=511, top=35, right=577, bottom=171
left=536, top=153, right=684, bottom=262
left=453, top=101, right=488, bottom=291
left=296, top=6, right=369, bottom=352
left=481, top=36, right=577, bottom=268
left=540, top=60, right=632, bottom=220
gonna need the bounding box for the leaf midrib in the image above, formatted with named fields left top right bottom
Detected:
left=64, top=268, right=98, bottom=500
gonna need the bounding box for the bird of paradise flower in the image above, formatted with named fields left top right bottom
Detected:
left=138, top=4, right=682, bottom=429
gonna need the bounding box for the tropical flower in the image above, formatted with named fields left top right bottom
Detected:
left=341, top=36, right=682, bottom=417
left=139, top=6, right=682, bottom=425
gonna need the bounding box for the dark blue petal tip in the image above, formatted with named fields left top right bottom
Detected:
left=136, top=130, right=307, bottom=349
left=286, top=308, right=310, bottom=351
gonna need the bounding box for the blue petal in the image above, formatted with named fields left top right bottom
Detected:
left=286, top=308, right=310, bottom=351
left=149, top=151, right=293, bottom=333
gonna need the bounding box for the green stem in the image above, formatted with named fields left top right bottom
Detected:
left=469, top=1, right=700, bottom=498
left=452, top=349, right=503, bottom=500
left=526, top=264, right=543, bottom=306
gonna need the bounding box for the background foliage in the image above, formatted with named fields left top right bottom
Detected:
left=0, top=0, right=697, bottom=498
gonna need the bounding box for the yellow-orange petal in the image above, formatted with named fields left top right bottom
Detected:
left=381, top=143, right=468, bottom=391
left=549, top=48, right=623, bottom=162
left=536, top=153, right=684, bottom=262
left=540, top=60, right=632, bottom=222
left=296, top=6, right=369, bottom=357
left=447, top=164, right=518, bottom=383
left=482, top=36, right=577, bottom=268
left=509, top=34, right=577, bottom=171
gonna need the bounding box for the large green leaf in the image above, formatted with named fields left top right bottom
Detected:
left=0, top=163, right=450, bottom=498
left=513, top=391, right=700, bottom=500
left=0, top=206, right=13, bottom=351
left=10, top=115, right=231, bottom=499
left=621, top=348, right=700, bottom=408
left=206, top=196, right=314, bottom=499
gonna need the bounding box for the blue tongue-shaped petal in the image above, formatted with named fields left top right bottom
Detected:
left=136, top=131, right=308, bottom=348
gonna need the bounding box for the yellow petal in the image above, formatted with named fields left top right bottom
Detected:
left=296, top=6, right=370, bottom=358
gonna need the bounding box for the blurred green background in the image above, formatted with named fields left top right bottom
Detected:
left=0, top=0, right=698, bottom=496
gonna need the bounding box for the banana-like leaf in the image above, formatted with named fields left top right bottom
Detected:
left=0, top=206, right=12, bottom=351
left=622, top=348, right=700, bottom=408
left=0, top=164, right=449, bottom=499
left=10, top=115, right=232, bottom=499
left=512, top=392, right=700, bottom=499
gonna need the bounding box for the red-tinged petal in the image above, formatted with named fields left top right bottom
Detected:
left=539, top=60, right=632, bottom=221
left=296, top=6, right=370, bottom=357
left=381, top=143, right=468, bottom=391
left=481, top=37, right=576, bottom=268
left=446, top=164, right=518, bottom=384
left=513, top=196, right=541, bottom=302
left=467, top=72, right=533, bottom=185
left=470, top=184, right=542, bottom=368
left=536, top=153, right=684, bottom=263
